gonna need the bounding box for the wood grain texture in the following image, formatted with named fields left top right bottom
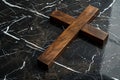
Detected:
left=50, top=10, right=108, bottom=45
left=37, top=5, right=99, bottom=68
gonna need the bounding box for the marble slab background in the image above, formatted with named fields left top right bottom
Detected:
left=0, top=0, right=120, bottom=80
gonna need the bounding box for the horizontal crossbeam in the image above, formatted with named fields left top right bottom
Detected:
left=50, top=10, right=108, bottom=45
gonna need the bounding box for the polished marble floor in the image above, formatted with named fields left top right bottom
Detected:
left=0, top=0, right=120, bottom=80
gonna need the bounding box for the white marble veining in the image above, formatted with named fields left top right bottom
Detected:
left=85, top=54, right=97, bottom=73
left=2, top=0, right=50, bottom=19
left=3, top=59, right=26, bottom=80
left=98, top=0, right=116, bottom=17
left=54, top=61, right=81, bottom=74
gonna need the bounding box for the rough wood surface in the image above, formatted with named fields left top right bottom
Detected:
left=37, top=5, right=99, bottom=68
left=50, top=10, right=108, bottom=44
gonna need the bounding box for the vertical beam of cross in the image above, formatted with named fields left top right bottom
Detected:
left=37, top=5, right=99, bottom=69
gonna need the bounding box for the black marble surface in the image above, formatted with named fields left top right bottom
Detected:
left=0, top=0, right=120, bottom=80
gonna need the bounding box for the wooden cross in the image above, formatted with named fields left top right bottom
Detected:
left=37, top=5, right=108, bottom=70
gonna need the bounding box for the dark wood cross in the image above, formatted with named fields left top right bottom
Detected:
left=37, top=5, right=108, bottom=69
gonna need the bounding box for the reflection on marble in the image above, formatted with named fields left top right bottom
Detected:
left=0, top=0, right=120, bottom=80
